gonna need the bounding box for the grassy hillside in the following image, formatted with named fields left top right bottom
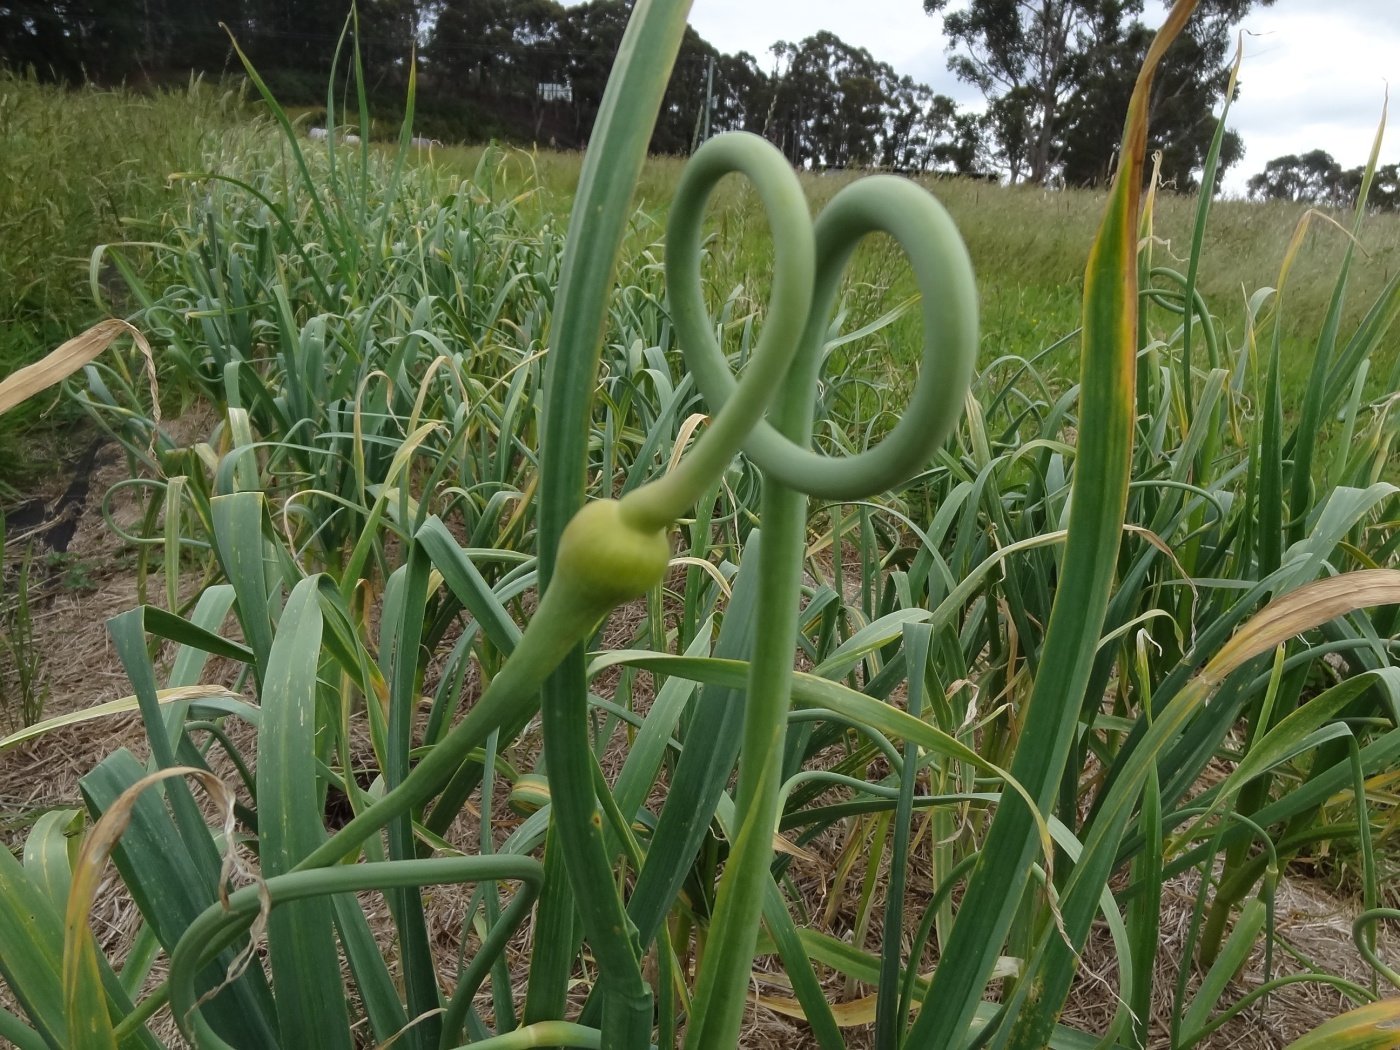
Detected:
left=0, top=73, right=243, bottom=487
left=3, top=73, right=1395, bottom=488
left=436, top=142, right=1400, bottom=408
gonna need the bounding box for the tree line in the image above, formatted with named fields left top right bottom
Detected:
left=0, top=0, right=984, bottom=173
left=922, top=0, right=1279, bottom=189
left=7, top=0, right=1364, bottom=200
left=1247, top=150, right=1400, bottom=212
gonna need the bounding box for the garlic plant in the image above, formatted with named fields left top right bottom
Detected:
left=3, top=1, right=1400, bottom=1049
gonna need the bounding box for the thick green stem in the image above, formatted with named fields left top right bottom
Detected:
left=294, top=581, right=598, bottom=872
left=680, top=465, right=809, bottom=1049
left=533, top=2, right=693, bottom=1043
left=659, top=128, right=976, bottom=1050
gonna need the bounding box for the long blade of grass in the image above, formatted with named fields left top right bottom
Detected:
left=0, top=320, right=152, bottom=416
left=1287, top=96, right=1389, bottom=542
left=256, top=576, right=351, bottom=1049
left=210, top=492, right=278, bottom=680
left=1177, top=37, right=1242, bottom=433
left=381, top=549, right=440, bottom=1050
left=903, top=4, right=1200, bottom=1046
left=68, top=766, right=246, bottom=1050
left=0, top=840, right=70, bottom=1048
left=79, top=746, right=279, bottom=1043
left=875, top=622, right=931, bottom=1047
left=531, top=0, right=694, bottom=1037
left=1, top=688, right=247, bottom=753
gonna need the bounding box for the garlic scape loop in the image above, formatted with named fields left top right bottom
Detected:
left=618, top=131, right=816, bottom=532
left=621, top=131, right=979, bottom=536
left=297, top=128, right=979, bottom=1050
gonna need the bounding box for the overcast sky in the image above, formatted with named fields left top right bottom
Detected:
left=682, top=0, right=1398, bottom=194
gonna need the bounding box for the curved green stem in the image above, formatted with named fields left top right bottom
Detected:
left=1353, top=908, right=1400, bottom=990
left=168, top=858, right=541, bottom=1050
left=620, top=133, right=815, bottom=532
left=667, top=149, right=977, bottom=1050
left=532, top=2, right=694, bottom=1041
left=682, top=428, right=810, bottom=1050
left=666, top=169, right=977, bottom=504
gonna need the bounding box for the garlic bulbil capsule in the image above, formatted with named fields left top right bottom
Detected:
left=555, top=498, right=670, bottom=611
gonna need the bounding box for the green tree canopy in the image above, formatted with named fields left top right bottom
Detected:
left=1, top=0, right=979, bottom=171
left=1248, top=150, right=1400, bottom=211
left=925, top=0, right=1271, bottom=189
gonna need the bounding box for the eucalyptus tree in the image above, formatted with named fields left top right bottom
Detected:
left=926, top=0, right=1272, bottom=187
left=1249, top=152, right=1400, bottom=212
left=1246, top=148, right=1347, bottom=204
left=923, top=0, right=1141, bottom=182
left=766, top=32, right=907, bottom=169
left=709, top=51, right=771, bottom=137
left=881, top=76, right=964, bottom=173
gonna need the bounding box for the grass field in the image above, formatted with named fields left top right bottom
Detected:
left=0, top=72, right=244, bottom=489
left=441, top=142, right=1400, bottom=405
left=4, top=75, right=1397, bottom=489
left=1, top=52, right=1398, bottom=1050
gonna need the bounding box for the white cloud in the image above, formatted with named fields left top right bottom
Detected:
left=1219, top=5, right=1395, bottom=192
left=683, top=0, right=981, bottom=101
left=676, top=0, right=1398, bottom=192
